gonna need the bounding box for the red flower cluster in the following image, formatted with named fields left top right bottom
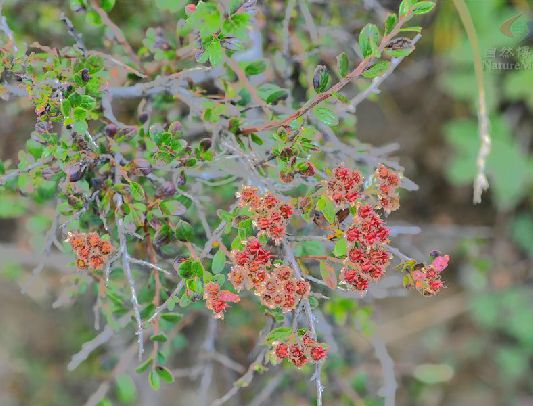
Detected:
left=406, top=254, right=449, bottom=296
left=237, top=186, right=294, bottom=242
left=326, top=165, right=363, bottom=206
left=204, top=282, right=240, bottom=319
left=229, top=237, right=310, bottom=312
left=273, top=333, right=328, bottom=367
left=374, top=164, right=401, bottom=214
left=66, top=232, right=114, bottom=270
left=340, top=205, right=391, bottom=291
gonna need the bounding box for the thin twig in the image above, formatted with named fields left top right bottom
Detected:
left=88, top=0, right=141, bottom=67
left=240, top=10, right=416, bottom=135
left=452, top=0, right=491, bottom=204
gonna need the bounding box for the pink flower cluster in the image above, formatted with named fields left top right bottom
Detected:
left=229, top=237, right=310, bottom=312
left=273, top=333, right=328, bottom=367
left=340, top=205, right=391, bottom=291
left=374, top=164, right=401, bottom=214
left=237, top=186, right=294, bottom=242
left=204, top=282, right=240, bottom=319
left=326, top=165, right=363, bottom=206
left=407, top=254, right=449, bottom=295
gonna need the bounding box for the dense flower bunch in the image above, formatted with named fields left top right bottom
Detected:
left=204, top=282, right=241, bottom=319
left=374, top=164, right=401, bottom=214
left=326, top=165, right=363, bottom=206
left=405, top=253, right=449, bottom=296
left=340, top=205, right=391, bottom=291
left=66, top=232, right=114, bottom=270
left=273, top=333, right=329, bottom=367
left=229, top=237, right=311, bottom=311
left=237, top=186, right=294, bottom=242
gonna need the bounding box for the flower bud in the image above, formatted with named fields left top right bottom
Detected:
left=66, top=162, right=86, bottom=182
left=105, top=124, right=117, bottom=137
left=313, top=65, right=328, bottom=93
left=133, top=158, right=152, bottom=175
left=157, top=180, right=176, bottom=197
left=138, top=112, right=149, bottom=124
left=81, top=68, right=90, bottom=82
left=168, top=121, right=182, bottom=133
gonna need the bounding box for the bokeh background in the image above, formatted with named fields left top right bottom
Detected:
left=0, top=0, right=532, bottom=405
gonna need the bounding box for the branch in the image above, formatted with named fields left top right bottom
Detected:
left=452, top=0, right=491, bottom=204
left=349, top=34, right=422, bottom=111
left=209, top=318, right=274, bottom=406
left=240, top=11, right=415, bottom=134
left=60, top=12, right=86, bottom=56
left=88, top=0, right=141, bottom=68
left=68, top=313, right=131, bottom=371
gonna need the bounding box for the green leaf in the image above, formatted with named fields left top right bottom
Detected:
left=250, top=133, right=263, bottom=145
left=150, top=334, right=168, bottom=343
left=244, top=60, right=267, bottom=76
left=160, top=199, right=186, bottom=216
left=149, top=370, right=160, bottom=391
left=212, top=249, right=226, bottom=274
left=359, top=23, right=380, bottom=58
left=156, top=366, right=175, bottom=383
left=257, top=84, right=288, bottom=104
left=412, top=1, right=436, bottom=15
left=333, top=238, right=348, bottom=258
left=161, top=312, right=182, bottom=322
left=384, top=13, right=398, bottom=35
left=129, top=182, right=145, bottom=201
left=115, top=374, right=136, bottom=404
left=316, top=195, right=336, bottom=224
left=135, top=357, right=153, bottom=373
left=222, top=13, right=250, bottom=38
left=385, top=47, right=414, bottom=57
left=362, top=60, right=391, bottom=78
left=178, top=259, right=204, bottom=279
left=101, top=0, right=116, bottom=12
left=313, top=106, right=338, bottom=126
left=265, top=327, right=292, bottom=344
left=399, top=26, right=422, bottom=33
left=206, top=39, right=223, bottom=66
left=336, top=52, right=349, bottom=77
left=399, top=0, right=414, bottom=17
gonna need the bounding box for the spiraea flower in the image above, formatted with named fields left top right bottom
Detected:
left=403, top=254, right=449, bottom=296
left=374, top=164, right=401, bottom=214
left=326, top=165, right=363, bottom=206
left=229, top=237, right=310, bottom=312
left=204, top=282, right=240, bottom=319
left=272, top=331, right=328, bottom=368
left=66, top=232, right=114, bottom=271
left=237, top=186, right=294, bottom=242
left=340, top=205, right=391, bottom=292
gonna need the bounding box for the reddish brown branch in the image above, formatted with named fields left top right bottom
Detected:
left=239, top=11, right=413, bottom=135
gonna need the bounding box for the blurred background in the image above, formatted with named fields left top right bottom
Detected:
left=0, top=0, right=532, bottom=405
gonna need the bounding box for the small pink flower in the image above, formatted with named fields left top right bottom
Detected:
left=432, top=255, right=449, bottom=273
left=412, top=270, right=426, bottom=281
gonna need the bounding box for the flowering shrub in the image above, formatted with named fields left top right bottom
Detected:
left=0, top=0, right=446, bottom=404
